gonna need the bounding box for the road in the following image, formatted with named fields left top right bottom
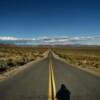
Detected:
left=0, top=53, right=100, bottom=100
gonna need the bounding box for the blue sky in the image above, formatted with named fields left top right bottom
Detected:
left=0, top=0, right=100, bottom=45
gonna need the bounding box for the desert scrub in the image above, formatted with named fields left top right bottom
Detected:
left=53, top=47, right=100, bottom=69
left=7, top=58, right=16, bottom=67
left=0, top=60, right=8, bottom=72
left=0, top=46, right=47, bottom=73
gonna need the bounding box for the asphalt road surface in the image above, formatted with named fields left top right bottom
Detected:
left=0, top=53, right=100, bottom=100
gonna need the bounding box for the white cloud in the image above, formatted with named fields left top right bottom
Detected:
left=0, top=35, right=100, bottom=45
left=0, top=36, right=17, bottom=40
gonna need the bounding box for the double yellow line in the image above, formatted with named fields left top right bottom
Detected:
left=48, top=59, right=57, bottom=100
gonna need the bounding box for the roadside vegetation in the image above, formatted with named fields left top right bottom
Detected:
left=53, top=46, right=100, bottom=71
left=0, top=46, right=47, bottom=73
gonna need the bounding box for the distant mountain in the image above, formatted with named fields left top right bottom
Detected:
left=0, top=43, right=16, bottom=46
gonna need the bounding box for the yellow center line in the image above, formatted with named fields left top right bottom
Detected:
left=48, top=60, right=52, bottom=100
left=48, top=58, right=57, bottom=100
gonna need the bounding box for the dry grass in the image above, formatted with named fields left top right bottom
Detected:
left=53, top=47, right=100, bottom=70
left=0, top=46, right=47, bottom=73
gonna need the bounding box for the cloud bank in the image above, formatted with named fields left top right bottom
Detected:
left=0, top=35, right=100, bottom=45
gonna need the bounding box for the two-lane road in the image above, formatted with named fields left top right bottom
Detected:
left=0, top=53, right=100, bottom=100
